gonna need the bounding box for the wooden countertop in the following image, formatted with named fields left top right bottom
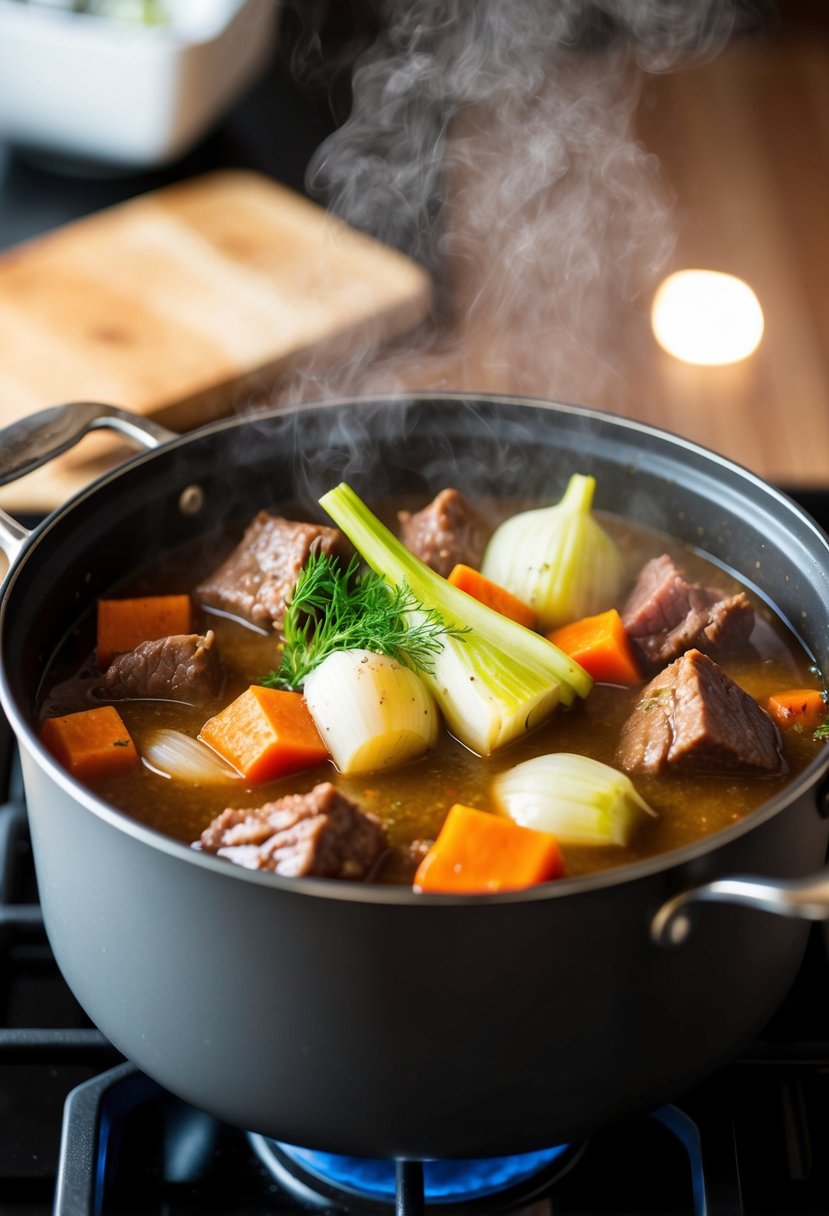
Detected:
left=277, top=3, right=828, bottom=490
left=630, top=9, right=829, bottom=487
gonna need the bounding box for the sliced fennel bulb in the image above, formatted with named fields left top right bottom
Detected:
left=142, top=729, right=242, bottom=785
left=319, top=483, right=592, bottom=756
left=492, top=753, right=654, bottom=846
left=303, top=649, right=439, bottom=774
left=481, top=474, right=624, bottom=631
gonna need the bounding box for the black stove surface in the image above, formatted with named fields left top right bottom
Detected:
left=2, top=490, right=829, bottom=1216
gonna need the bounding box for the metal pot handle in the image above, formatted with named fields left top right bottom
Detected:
left=0, top=401, right=177, bottom=566
left=651, top=868, right=829, bottom=946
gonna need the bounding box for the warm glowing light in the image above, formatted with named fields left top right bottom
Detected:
left=650, top=269, right=764, bottom=365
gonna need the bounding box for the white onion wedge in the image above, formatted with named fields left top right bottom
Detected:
left=303, top=648, right=439, bottom=774
left=142, top=729, right=242, bottom=785
left=492, top=753, right=655, bottom=847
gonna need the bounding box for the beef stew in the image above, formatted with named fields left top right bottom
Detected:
left=36, top=484, right=827, bottom=888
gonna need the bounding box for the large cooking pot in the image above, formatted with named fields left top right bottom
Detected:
left=2, top=393, right=829, bottom=1160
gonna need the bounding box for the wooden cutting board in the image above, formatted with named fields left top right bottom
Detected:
left=0, top=170, right=432, bottom=511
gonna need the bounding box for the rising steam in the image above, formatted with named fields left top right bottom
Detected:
left=275, top=0, right=764, bottom=412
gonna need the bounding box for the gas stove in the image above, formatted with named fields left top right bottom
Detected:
left=3, top=492, right=829, bottom=1216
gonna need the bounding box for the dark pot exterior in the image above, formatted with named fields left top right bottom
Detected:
left=3, top=394, right=829, bottom=1158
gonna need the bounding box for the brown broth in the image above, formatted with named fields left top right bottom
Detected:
left=36, top=508, right=825, bottom=884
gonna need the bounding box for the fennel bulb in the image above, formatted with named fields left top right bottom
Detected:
left=492, top=752, right=655, bottom=846
left=481, top=474, right=624, bottom=631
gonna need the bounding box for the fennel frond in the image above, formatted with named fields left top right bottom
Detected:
left=264, top=552, right=465, bottom=690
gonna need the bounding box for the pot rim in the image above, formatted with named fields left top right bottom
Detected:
left=3, top=390, right=829, bottom=908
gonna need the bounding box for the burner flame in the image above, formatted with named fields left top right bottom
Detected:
left=273, top=1141, right=570, bottom=1203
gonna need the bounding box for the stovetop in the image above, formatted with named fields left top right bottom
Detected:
left=2, top=490, right=829, bottom=1216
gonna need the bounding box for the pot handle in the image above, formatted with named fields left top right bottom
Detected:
left=651, top=869, right=829, bottom=946
left=0, top=401, right=177, bottom=565
left=0, top=401, right=174, bottom=487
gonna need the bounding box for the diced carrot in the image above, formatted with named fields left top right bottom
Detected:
left=199, top=685, right=329, bottom=782
left=97, top=595, right=192, bottom=665
left=547, top=608, right=641, bottom=686
left=40, top=706, right=139, bottom=782
left=447, top=563, right=537, bottom=630
left=414, top=803, right=565, bottom=894
left=767, top=688, right=827, bottom=734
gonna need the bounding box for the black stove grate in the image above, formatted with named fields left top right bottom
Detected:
left=2, top=490, right=829, bottom=1216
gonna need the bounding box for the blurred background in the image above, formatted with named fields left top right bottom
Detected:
left=0, top=0, right=826, bottom=507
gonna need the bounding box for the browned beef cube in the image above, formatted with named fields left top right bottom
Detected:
left=98, top=631, right=224, bottom=704
left=397, top=488, right=490, bottom=577
left=621, top=554, right=754, bottom=668
left=198, top=782, right=387, bottom=880
left=195, top=511, right=346, bottom=630
left=616, top=648, right=781, bottom=775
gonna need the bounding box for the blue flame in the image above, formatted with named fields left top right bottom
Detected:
left=278, top=1143, right=570, bottom=1202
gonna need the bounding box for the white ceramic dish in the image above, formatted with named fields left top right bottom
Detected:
left=0, top=0, right=280, bottom=168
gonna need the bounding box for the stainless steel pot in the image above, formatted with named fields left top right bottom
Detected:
left=2, top=393, right=829, bottom=1159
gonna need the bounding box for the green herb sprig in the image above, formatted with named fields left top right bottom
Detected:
left=263, top=552, right=467, bottom=691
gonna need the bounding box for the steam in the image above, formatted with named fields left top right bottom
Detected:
left=274, top=0, right=763, bottom=412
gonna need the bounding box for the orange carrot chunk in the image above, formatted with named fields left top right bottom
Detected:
left=40, top=705, right=139, bottom=782
left=414, top=803, right=565, bottom=894
left=97, top=595, right=192, bottom=665
left=767, top=688, right=827, bottom=734
left=547, top=608, right=641, bottom=686
left=199, top=685, right=329, bottom=782
left=447, top=563, right=537, bottom=630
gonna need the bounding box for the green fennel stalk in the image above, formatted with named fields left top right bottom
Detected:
left=318, top=483, right=593, bottom=755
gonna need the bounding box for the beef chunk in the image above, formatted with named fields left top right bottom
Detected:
left=621, top=554, right=754, bottom=669
left=198, top=782, right=387, bottom=880
left=397, top=488, right=490, bottom=577
left=702, top=592, right=755, bottom=651
left=98, top=631, right=224, bottom=704
left=195, top=512, right=346, bottom=630
left=617, top=648, right=781, bottom=776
